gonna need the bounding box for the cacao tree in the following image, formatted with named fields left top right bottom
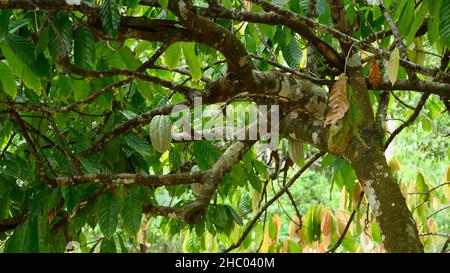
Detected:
left=0, top=0, right=449, bottom=253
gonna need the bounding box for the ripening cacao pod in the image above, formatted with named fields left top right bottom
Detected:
left=288, top=139, right=303, bottom=165
left=149, top=115, right=172, bottom=153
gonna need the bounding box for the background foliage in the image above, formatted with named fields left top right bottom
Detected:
left=0, top=0, right=449, bottom=253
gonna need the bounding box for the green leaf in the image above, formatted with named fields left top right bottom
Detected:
left=0, top=62, right=17, bottom=98
left=100, top=237, right=117, bottom=253
left=118, top=47, right=141, bottom=70
left=341, top=232, right=355, bottom=252
left=157, top=0, right=168, bottom=9
left=427, top=0, right=442, bottom=45
left=79, top=158, right=101, bottom=174
left=416, top=171, right=430, bottom=203
left=304, top=205, right=321, bottom=243
left=164, top=43, right=181, bottom=70
left=181, top=42, right=202, bottom=82
left=4, top=217, right=49, bottom=253
left=371, top=223, right=383, bottom=244
left=117, top=233, right=129, bottom=253
left=406, top=1, right=428, bottom=45
left=192, top=141, right=222, bottom=170
left=74, top=27, right=95, bottom=69
left=397, top=0, right=414, bottom=37
left=1, top=38, right=41, bottom=94
left=253, top=159, right=269, bottom=180
left=48, top=12, right=73, bottom=61
left=73, top=79, right=91, bottom=101
left=247, top=172, right=262, bottom=192
left=101, top=0, right=121, bottom=38
left=439, top=0, right=450, bottom=47
left=121, top=196, right=142, bottom=235
left=125, top=0, right=139, bottom=9
left=124, top=133, right=151, bottom=156
left=212, top=205, right=229, bottom=227
left=135, top=79, right=154, bottom=102
left=225, top=205, right=243, bottom=225
left=0, top=9, right=12, bottom=42
left=281, top=35, right=302, bottom=68
left=4, top=220, right=29, bottom=252
left=98, top=190, right=121, bottom=238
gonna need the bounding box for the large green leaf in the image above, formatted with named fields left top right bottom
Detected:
left=397, top=0, right=415, bottom=37
left=439, top=0, right=450, bottom=47
left=4, top=217, right=50, bottom=253
left=74, top=27, right=95, bottom=69
left=281, top=35, right=302, bottom=68
left=157, top=0, right=168, bottom=9
left=98, top=190, right=122, bottom=238
left=4, top=219, right=29, bottom=252
left=406, top=1, right=428, bottom=45
left=100, top=237, right=117, bottom=253
left=48, top=12, right=73, bottom=61
left=124, top=133, right=151, bottom=156
left=192, top=141, right=222, bottom=170
left=0, top=61, right=17, bottom=98
left=100, top=0, right=121, bottom=38
left=181, top=42, right=203, bottom=82
left=0, top=37, right=41, bottom=94
left=121, top=196, right=142, bottom=235
left=427, top=0, right=443, bottom=45
left=0, top=9, right=11, bottom=42
left=304, top=205, right=321, bottom=243
left=416, top=171, right=430, bottom=203
left=164, top=43, right=182, bottom=70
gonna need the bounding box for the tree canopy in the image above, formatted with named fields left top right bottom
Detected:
left=0, top=0, right=449, bottom=253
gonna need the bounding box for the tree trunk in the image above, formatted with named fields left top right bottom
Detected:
left=347, top=142, right=424, bottom=252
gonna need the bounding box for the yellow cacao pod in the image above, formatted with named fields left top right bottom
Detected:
left=149, top=115, right=172, bottom=153
left=288, top=139, right=303, bottom=165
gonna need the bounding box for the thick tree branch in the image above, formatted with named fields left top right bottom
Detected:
left=54, top=171, right=205, bottom=188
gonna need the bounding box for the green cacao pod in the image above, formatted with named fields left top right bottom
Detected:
left=149, top=115, right=172, bottom=153
left=288, top=138, right=303, bottom=165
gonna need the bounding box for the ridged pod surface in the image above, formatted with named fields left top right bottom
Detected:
left=149, top=115, right=172, bottom=153
left=288, top=139, right=303, bottom=165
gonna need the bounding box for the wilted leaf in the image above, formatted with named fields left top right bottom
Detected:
left=324, top=74, right=349, bottom=128
left=320, top=209, right=333, bottom=237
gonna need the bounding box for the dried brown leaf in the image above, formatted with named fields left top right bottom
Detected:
left=369, top=57, right=382, bottom=89
left=324, top=74, right=349, bottom=127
